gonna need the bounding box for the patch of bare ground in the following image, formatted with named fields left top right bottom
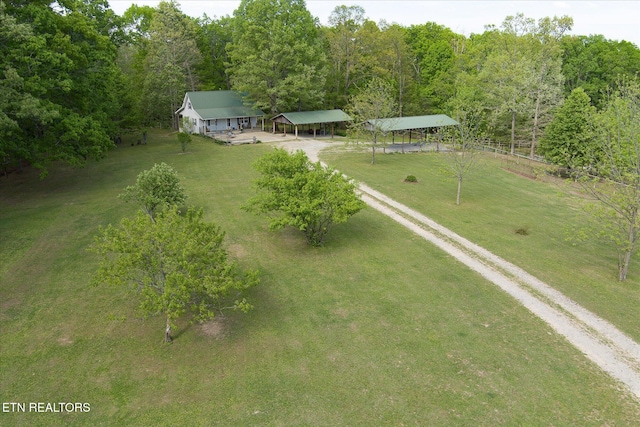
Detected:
left=504, top=167, right=537, bottom=180
left=200, top=315, right=227, bottom=339
left=227, top=243, right=248, bottom=259
left=57, top=336, right=74, bottom=346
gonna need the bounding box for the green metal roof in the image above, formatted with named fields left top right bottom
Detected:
left=366, top=114, right=459, bottom=132
left=271, top=109, right=352, bottom=125
left=178, top=91, right=264, bottom=119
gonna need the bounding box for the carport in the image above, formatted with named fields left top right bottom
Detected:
left=271, top=109, right=352, bottom=139
left=365, top=114, right=459, bottom=153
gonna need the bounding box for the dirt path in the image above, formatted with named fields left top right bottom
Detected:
left=275, top=138, right=640, bottom=400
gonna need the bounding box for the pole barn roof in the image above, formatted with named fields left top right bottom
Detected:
left=366, top=114, right=459, bottom=132
left=271, top=109, right=352, bottom=125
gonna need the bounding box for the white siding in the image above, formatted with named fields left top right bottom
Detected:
left=177, top=96, right=201, bottom=133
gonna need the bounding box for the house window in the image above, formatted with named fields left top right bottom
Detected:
left=187, top=102, right=192, bottom=110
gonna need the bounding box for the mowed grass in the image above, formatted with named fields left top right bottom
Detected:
left=322, top=147, right=640, bottom=343
left=1, top=131, right=639, bottom=426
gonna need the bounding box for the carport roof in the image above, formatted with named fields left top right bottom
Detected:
left=271, top=109, right=352, bottom=125
left=366, top=114, right=459, bottom=132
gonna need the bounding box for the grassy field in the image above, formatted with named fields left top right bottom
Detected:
left=322, top=146, right=640, bottom=344
left=1, top=131, right=639, bottom=426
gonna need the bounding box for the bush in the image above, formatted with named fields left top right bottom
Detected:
left=404, top=175, right=418, bottom=183
left=177, top=132, right=191, bottom=153
left=119, top=163, right=187, bottom=220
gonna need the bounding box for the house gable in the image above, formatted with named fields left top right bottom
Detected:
left=176, top=91, right=265, bottom=134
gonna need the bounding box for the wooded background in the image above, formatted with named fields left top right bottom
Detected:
left=1, top=0, right=639, bottom=173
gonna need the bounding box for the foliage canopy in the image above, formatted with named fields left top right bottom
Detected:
left=243, top=148, right=365, bottom=246
left=119, top=162, right=187, bottom=220
left=90, top=206, right=259, bottom=342
left=569, top=78, right=640, bottom=280
left=538, top=87, right=597, bottom=167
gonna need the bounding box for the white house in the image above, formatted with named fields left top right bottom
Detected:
left=175, top=91, right=265, bottom=134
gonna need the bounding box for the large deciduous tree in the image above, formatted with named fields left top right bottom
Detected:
left=90, top=206, right=259, bottom=342
left=480, top=14, right=536, bottom=155
left=378, top=22, right=416, bottom=117
left=528, top=16, right=572, bottom=158
left=141, top=1, right=202, bottom=128
left=406, top=22, right=457, bottom=115
left=226, top=0, right=327, bottom=114
left=1, top=0, right=121, bottom=175
left=195, top=14, right=233, bottom=90
left=324, top=5, right=367, bottom=108
left=243, top=148, right=365, bottom=246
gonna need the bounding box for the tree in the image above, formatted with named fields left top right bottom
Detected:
left=572, top=78, right=640, bottom=281
left=378, top=22, right=416, bottom=117
left=243, top=148, right=365, bottom=246
left=528, top=16, right=572, bottom=158
left=226, top=0, right=327, bottom=114
left=1, top=0, right=120, bottom=175
left=90, top=206, right=259, bottom=342
left=195, top=14, right=233, bottom=90
left=347, top=77, right=399, bottom=164
left=139, top=1, right=202, bottom=128
left=538, top=87, right=597, bottom=167
left=177, top=131, right=191, bottom=153
left=406, top=22, right=457, bottom=114
left=177, top=117, right=192, bottom=152
left=439, top=105, right=486, bottom=205
left=561, top=35, right=640, bottom=109
left=116, top=4, right=156, bottom=129
left=119, top=162, right=187, bottom=220
left=324, top=5, right=367, bottom=107
left=480, top=14, right=536, bottom=155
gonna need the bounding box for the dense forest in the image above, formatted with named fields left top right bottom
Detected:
left=1, top=0, right=639, bottom=174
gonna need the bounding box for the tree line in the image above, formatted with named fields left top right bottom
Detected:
left=1, top=0, right=639, bottom=174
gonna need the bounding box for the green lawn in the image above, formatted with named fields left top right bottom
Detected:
left=1, top=131, right=639, bottom=426
left=322, top=147, right=640, bottom=344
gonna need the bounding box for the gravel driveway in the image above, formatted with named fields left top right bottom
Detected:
left=275, top=138, right=640, bottom=400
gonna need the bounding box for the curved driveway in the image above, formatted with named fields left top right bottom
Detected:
left=275, top=138, right=640, bottom=400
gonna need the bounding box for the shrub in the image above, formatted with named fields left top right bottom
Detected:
left=404, top=175, right=418, bottom=183
left=119, top=162, right=187, bottom=220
